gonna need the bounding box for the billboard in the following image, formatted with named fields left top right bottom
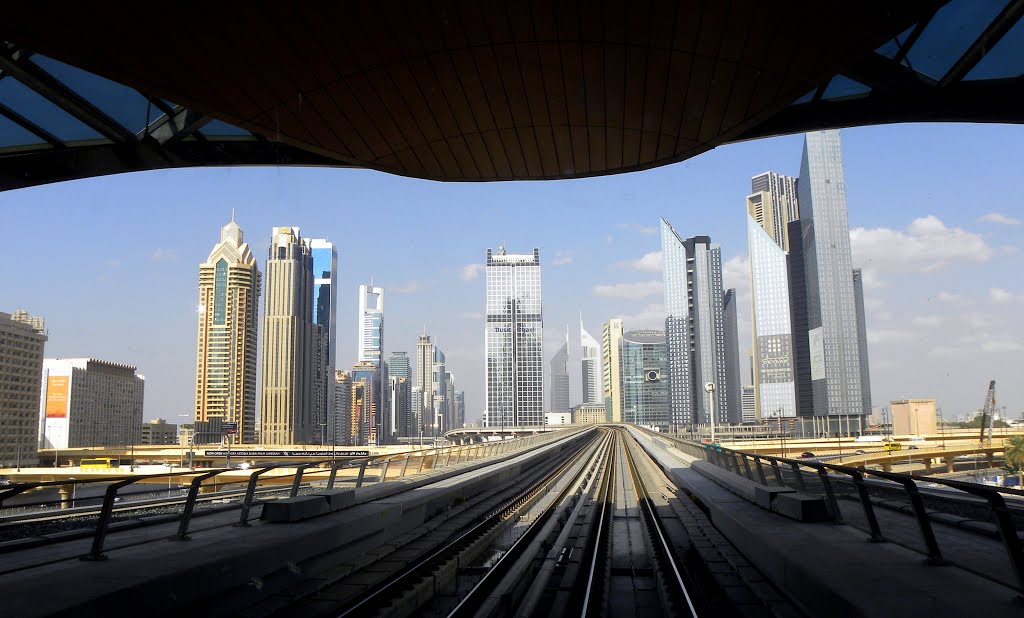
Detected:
left=45, top=375, right=69, bottom=418
left=808, top=327, right=825, bottom=381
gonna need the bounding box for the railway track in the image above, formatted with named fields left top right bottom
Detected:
left=292, top=428, right=797, bottom=618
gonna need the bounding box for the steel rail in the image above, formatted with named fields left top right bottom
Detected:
left=337, top=431, right=599, bottom=617
left=580, top=430, right=616, bottom=617
left=621, top=431, right=699, bottom=618
left=446, top=432, right=609, bottom=618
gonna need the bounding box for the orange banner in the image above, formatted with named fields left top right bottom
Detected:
left=45, top=376, right=68, bottom=418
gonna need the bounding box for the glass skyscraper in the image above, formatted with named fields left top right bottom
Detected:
left=309, top=239, right=337, bottom=444
left=661, top=220, right=733, bottom=425
left=357, top=283, right=384, bottom=366
left=484, top=247, right=543, bottom=427
left=620, top=329, right=669, bottom=427
left=797, top=129, right=867, bottom=419
left=581, top=319, right=603, bottom=405
left=550, top=331, right=570, bottom=412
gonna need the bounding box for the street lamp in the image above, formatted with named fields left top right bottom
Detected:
left=704, top=382, right=717, bottom=444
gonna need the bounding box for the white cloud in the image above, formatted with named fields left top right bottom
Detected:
left=979, top=212, right=1021, bottom=225
left=620, top=251, right=663, bottom=272
left=460, top=263, right=484, bottom=281
left=390, top=281, right=421, bottom=294
left=592, top=280, right=664, bottom=299
left=151, top=248, right=177, bottom=262
left=911, top=315, right=944, bottom=329
left=850, top=216, right=993, bottom=280
left=616, top=223, right=658, bottom=235
left=981, top=340, right=1024, bottom=352
left=1001, top=245, right=1021, bottom=256
left=989, top=287, right=1015, bottom=304
left=457, top=311, right=483, bottom=320
left=936, top=291, right=970, bottom=305
left=552, top=250, right=575, bottom=266
left=867, top=328, right=916, bottom=345
left=613, top=303, right=666, bottom=330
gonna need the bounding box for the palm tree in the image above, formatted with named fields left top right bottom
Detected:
left=1004, top=436, right=1024, bottom=489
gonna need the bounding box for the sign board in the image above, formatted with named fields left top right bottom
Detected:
left=45, top=376, right=69, bottom=418
left=222, top=422, right=239, bottom=435
left=203, top=450, right=370, bottom=458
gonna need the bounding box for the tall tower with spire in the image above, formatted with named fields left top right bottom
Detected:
left=194, top=214, right=261, bottom=444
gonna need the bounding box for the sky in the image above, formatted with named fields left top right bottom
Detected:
left=2, top=122, right=1022, bottom=425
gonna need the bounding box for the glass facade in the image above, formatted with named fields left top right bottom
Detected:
left=747, top=215, right=796, bottom=418
left=550, top=334, right=570, bottom=412
left=485, top=247, right=543, bottom=427
left=308, top=240, right=337, bottom=445
left=797, top=130, right=866, bottom=418
left=358, top=285, right=384, bottom=366
left=621, top=330, right=669, bottom=427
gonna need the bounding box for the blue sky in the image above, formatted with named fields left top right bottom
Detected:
left=3, top=122, right=1022, bottom=424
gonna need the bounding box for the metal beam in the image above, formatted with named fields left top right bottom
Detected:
left=145, top=105, right=212, bottom=145
left=0, top=46, right=136, bottom=143
left=939, top=0, right=1024, bottom=87
left=0, top=100, right=63, bottom=147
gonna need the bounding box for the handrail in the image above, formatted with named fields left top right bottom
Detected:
left=640, top=428, right=1024, bottom=592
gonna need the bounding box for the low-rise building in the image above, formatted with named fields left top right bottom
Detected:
left=890, top=399, right=936, bottom=436
left=545, top=412, right=573, bottom=426
left=573, top=403, right=607, bottom=425
left=141, top=418, right=178, bottom=445
left=39, top=358, right=144, bottom=448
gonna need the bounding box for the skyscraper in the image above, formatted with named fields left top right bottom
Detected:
left=332, top=370, right=352, bottom=445
left=797, top=130, right=866, bottom=422
left=194, top=216, right=260, bottom=444
left=602, top=319, right=623, bottom=422
left=550, top=331, right=570, bottom=413
left=749, top=171, right=800, bottom=249
left=415, top=331, right=433, bottom=435
left=620, top=329, right=670, bottom=427
left=581, top=319, right=603, bottom=405
left=722, top=290, right=742, bottom=424
left=852, top=269, right=872, bottom=418
left=259, top=226, right=315, bottom=445
left=357, top=283, right=384, bottom=366
left=1, top=310, right=45, bottom=467
left=747, top=210, right=798, bottom=419
left=661, top=221, right=733, bottom=425
left=388, top=351, right=412, bottom=439
left=351, top=360, right=382, bottom=445
left=309, top=239, right=338, bottom=445
left=484, top=247, right=544, bottom=427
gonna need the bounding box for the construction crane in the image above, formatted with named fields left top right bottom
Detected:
left=978, top=380, right=997, bottom=448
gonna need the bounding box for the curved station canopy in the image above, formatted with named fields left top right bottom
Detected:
left=0, top=0, right=1023, bottom=190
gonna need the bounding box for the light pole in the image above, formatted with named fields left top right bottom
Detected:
left=704, top=382, right=717, bottom=444
left=938, top=407, right=946, bottom=450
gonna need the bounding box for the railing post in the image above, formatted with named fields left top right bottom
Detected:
left=80, top=478, right=136, bottom=561
left=789, top=462, right=807, bottom=490
left=984, top=492, right=1024, bottom=592
left=327, top=461, right=340, bottom=489
left=417, top=454, right=426, bottom=473
left=356, top=460, right=369, bottom=487
left=770, top=460, right=785, bottom=486
left=237, top=468, right=272, bottom=527
left=815, top=467, right=843, bottom=523
left=379, top=460, right=391, bottom=482
left=400, top=456, right=410, bottom=477
left=902, top=478, right=946, bottom=565
left=740, top=455, right=754, bottom=480
left=445, top=448, right=453, bottom=466
left=291, top=464, right=312, bottom=498
left=173, top=470, right=224, bottom=541
left=848, top=469, right=884, bottom=542
left=753, top=456, right=768, bottom=485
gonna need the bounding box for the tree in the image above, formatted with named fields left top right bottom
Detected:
left=1004, top=436, right=1024, bottom=489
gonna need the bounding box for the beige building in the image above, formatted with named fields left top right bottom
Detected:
left=195, top=216, right=260, bottom=444
left=260, top=227, right=315, bottom=445
left=573, top=403, right=607, bottom=425
left=891, top=399, right=937, bottom=436
left=332, top=370, right=352, bottom=445
left=1, top=310, right=47, bottom=467
left=602, top=319, right=623, bottom=422
left=39, top=358, right=144, bottom=449
left=141, top=418, right=178, bottom=445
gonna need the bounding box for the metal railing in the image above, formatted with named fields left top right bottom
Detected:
left=0, top=431, right=569, bottom=562
left=644, top=430, right=1024, bottom=593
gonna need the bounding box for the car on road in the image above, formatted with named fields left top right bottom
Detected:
left=798, top=451, right=815, bottom=459
left=855, top=449, right=867, bottom=455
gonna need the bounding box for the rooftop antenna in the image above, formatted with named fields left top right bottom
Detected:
left=230, top=207, right=235, bottom=222
left=370, top=273, right=375, bottom=288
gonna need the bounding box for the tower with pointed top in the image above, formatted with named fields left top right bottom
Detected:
left=580, top=317, right=603, bottom=405
left=194, top=216, right=261, bottom=444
